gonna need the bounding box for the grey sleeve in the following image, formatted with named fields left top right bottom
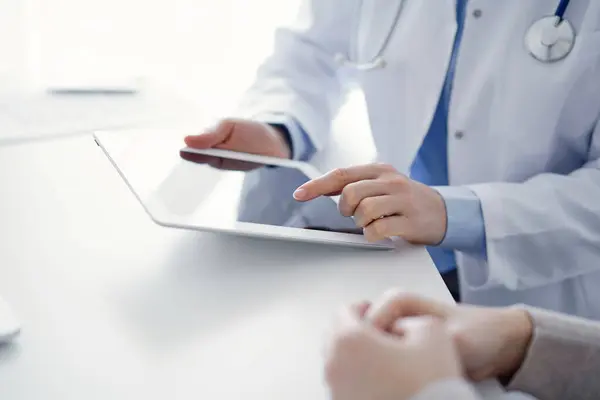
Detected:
left=409, top=379, right=482, bottom=400
left=507, top=306, right=600, bottom=400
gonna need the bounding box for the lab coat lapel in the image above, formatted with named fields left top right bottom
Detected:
left=448, top=2, right=518, bottom=183
left=359, top=0, right=456, bottom=173
left=355, top=0, right=405, bottom=62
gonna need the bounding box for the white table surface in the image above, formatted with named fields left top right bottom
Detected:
left=0, top=134, right=503, bottom=399
left=0, top=83, right=203, bottom=145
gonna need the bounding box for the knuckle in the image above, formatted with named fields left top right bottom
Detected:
left=337, top=203, right=348, bottom=218
left=331, top=168, right=348, bottom=181
left=420, top=316, right=443, bottom=330
left=357, top=198, right=375, bottom=218
left=216, top=118, right=239, bottom=134
left=380, top=288, right=414, bottom=304
left=449, top=327, right=468, bottom=349
left=218, top=117, right=236, bottom=127
left=355, top=217, right=368, bottom=229
left=379, top=290, right=424, bottom=311
left=386, top=175, right=408, bottom=189
left=364, top=224, right=383, bottom=242
left=373, top=218, right=389, bottom=235
left=363, top=228, right=376, bottom=242
left=374, top=162, right=395, bottom=173
left=341, top=185, right=358, bottom=207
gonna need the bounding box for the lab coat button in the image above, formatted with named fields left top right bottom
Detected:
left=454, top=131, right=465, bottom=139
left=472, top=9, right=482, bottom=18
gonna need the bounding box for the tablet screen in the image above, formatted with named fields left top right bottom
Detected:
left=179, top=150, right=361, bottom=231
left=99, top=132, right=362, bottom=235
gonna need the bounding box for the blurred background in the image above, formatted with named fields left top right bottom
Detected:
left=4, top=0, right=301, bottom=108
left=0, top=0, right=374, bottom=163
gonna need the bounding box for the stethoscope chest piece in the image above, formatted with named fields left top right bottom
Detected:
left=525, top=15, right=575, bottom=63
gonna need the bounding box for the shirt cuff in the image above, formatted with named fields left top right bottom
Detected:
left=253, top=113, right=315, bottom=161
left=432, top=186, right=487, bottom=258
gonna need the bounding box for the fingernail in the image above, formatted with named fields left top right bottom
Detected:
left=293, top=188, right=306, bottom=200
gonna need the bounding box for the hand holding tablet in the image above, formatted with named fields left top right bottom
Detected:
left=183, top=118, right=292, bottom=162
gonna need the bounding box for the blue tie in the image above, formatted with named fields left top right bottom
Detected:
left=409, top=0, right=467, bottom=274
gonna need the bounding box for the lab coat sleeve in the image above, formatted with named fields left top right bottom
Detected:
left=467, top=117, right=600, bottom=291
left=233, top=0, right=356, bottom=153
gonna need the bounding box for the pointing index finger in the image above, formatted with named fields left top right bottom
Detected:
left=293, top=164, right=389, bottom=202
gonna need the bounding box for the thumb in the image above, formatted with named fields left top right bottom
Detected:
left=366, top=291, right=450, bottom=332
left=399, top=317, right=448, bottom=346
left=399, top=317, right=463, bottom=379
left=185, top=120, right=236, bottom=149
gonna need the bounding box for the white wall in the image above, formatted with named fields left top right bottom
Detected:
left=0, top=1, right=28, bottom=90
left=10, top=0, right=374, bottom=164
left=25, top=0, right=299, bottom=111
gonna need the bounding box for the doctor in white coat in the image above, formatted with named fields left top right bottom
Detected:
left=184, top=1, right=600, bottom=317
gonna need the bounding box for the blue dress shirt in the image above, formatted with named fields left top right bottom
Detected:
left=408, top=0, right=468, bottom=274
left=261, top=0, right=487, bottom=272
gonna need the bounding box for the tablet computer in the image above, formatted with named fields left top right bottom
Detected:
left=93, top=128, right=394, bottom=249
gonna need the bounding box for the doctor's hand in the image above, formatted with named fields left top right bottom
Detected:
left=183, top=118, right=292, bottom=163
left=179, top=151, right=267, bottom=172
left=293, top=163, right=447, bottom=244
left=325, top=305, right=462, bottom=400
left=363, top=291, right=534, bottom=383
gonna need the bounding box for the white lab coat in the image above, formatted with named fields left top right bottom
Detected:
left=235, top=0, right=600, bottom=318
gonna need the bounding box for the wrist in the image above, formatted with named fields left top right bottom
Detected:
left=497, top=308, right=533, bottom=382
left=267, top=124, right=293, bottom=159
left=412, top=182, right=448, bottom=245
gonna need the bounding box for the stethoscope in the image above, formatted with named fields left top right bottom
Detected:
left=335, top=0, right=576, bottom=70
